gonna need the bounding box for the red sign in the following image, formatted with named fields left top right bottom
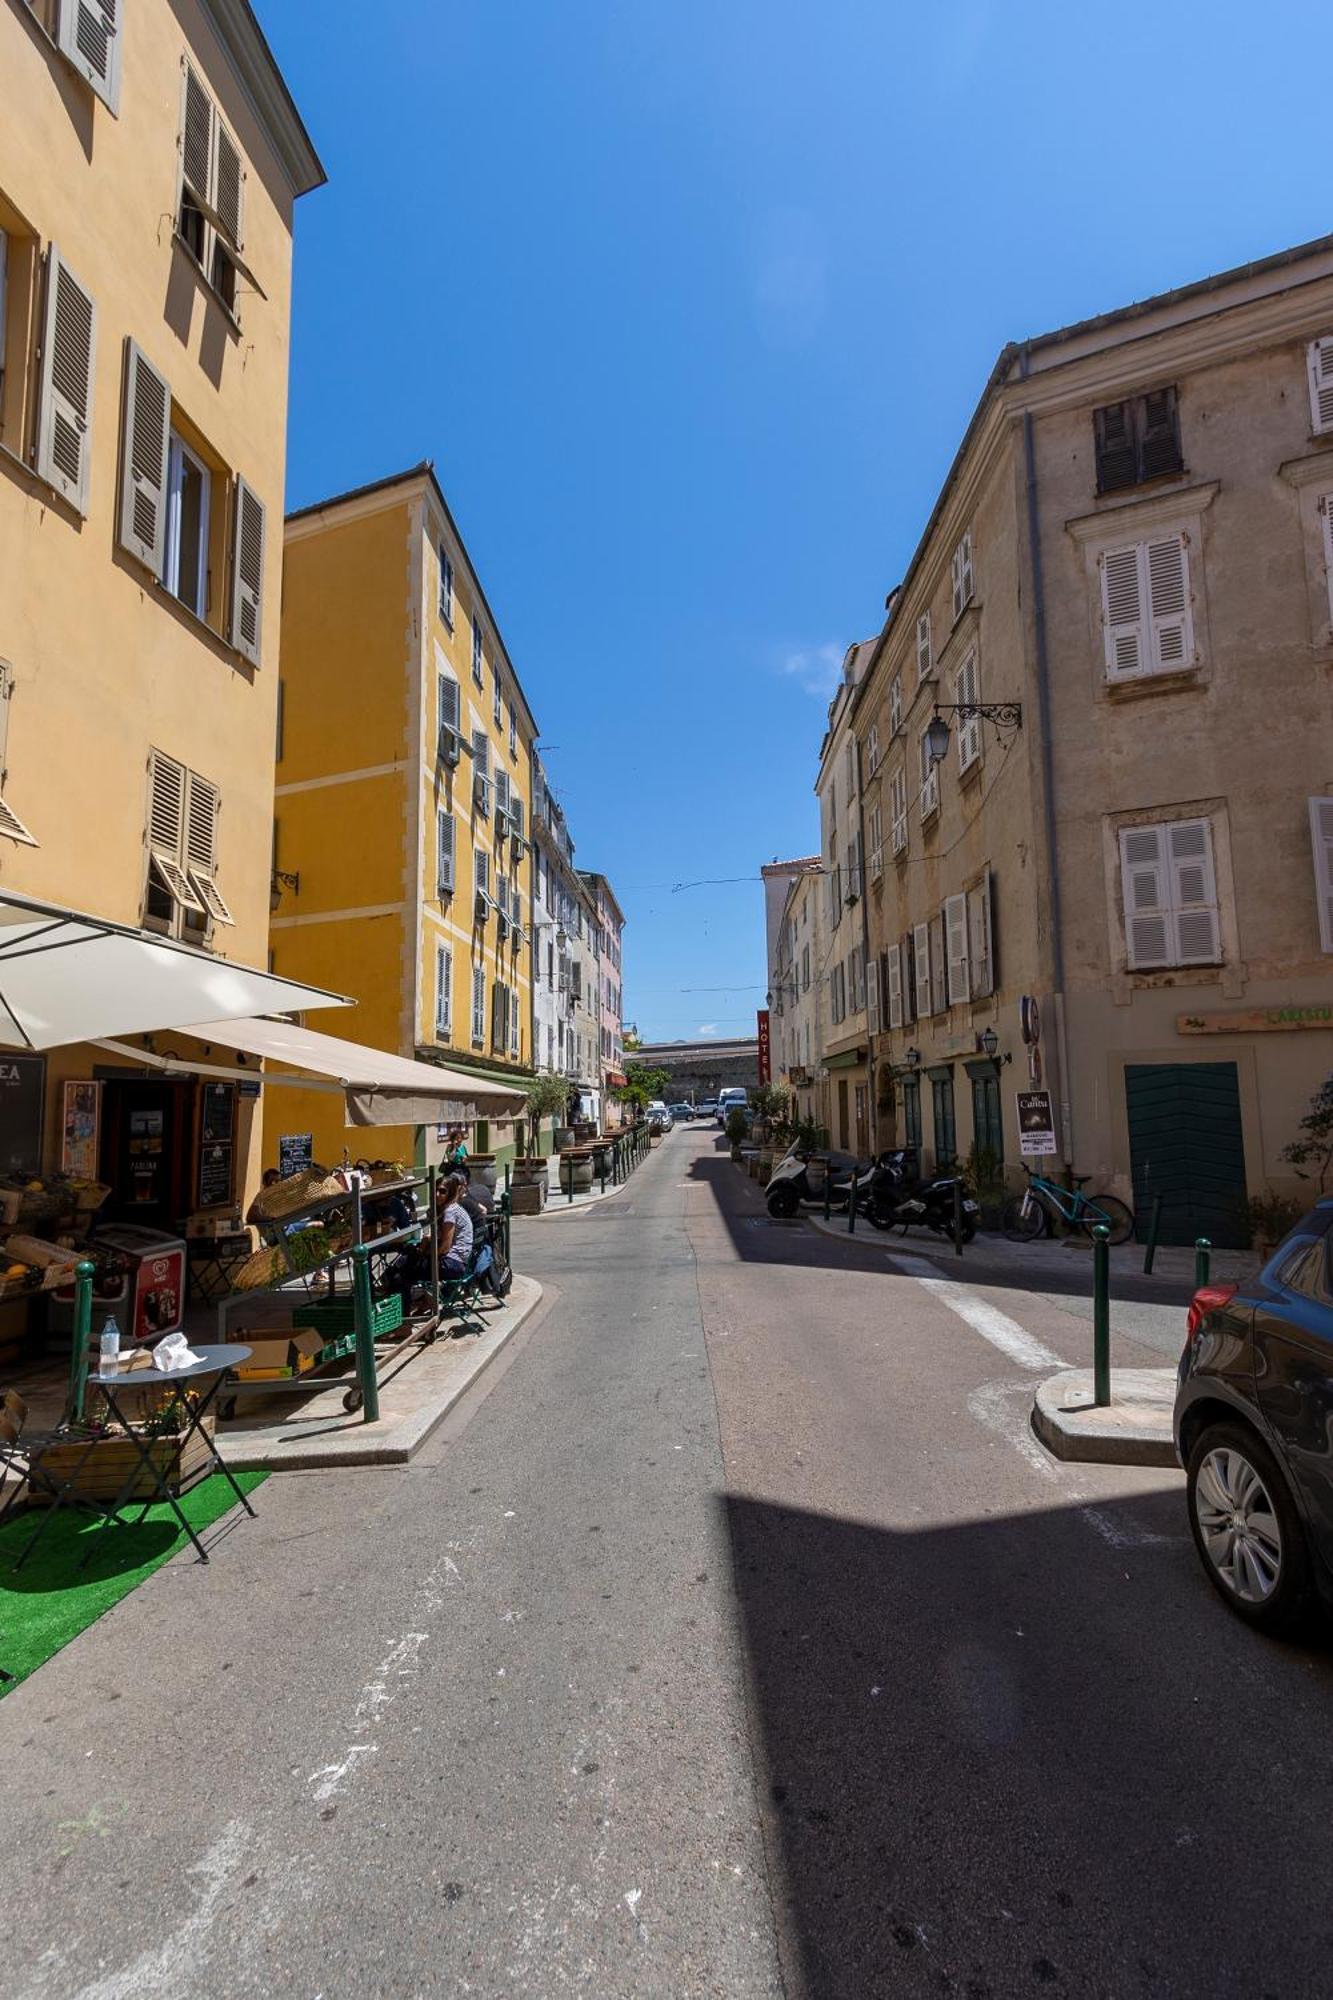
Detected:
left=756, top=1009, right=771, bottom=1084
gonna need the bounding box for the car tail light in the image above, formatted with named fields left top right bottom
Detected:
left=1186, top=1283, right=1237, bottom=1343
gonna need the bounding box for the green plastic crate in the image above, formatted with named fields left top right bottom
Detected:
left=293, top=1292, right=404, bottom=1343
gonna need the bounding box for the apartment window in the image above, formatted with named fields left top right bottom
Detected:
left=972, top=1072, right=1003, bottom=1163
left=473, top=847, right=490, bottom=912
left=493, top=666, right=502, bottom=727
left=967, top=870, right=994, bottom=998
left=930, top=911, right=947, bottom=1014
left=889, top=765, right=908, bottom=855
left=1308, top=798, right=1333, bottom=953
left=1100, top=534, right=1193, bottom=681
left=950, top=533, right=974, bottom=621
left=901, top=1075, right=922, bottom=1152
left=1119, top=818, right=1220, bottom=970
left=0, top=662, right=35, bottom=848
left=438, top=544, right=454, bottom=626
left=915, top=613, right=932, bottom=685
left=509, top=989, right=520, bottom=1060
left=1093, top=387, right=1182, bottom=494
left=889, top=673, right=903, bottom=735
left=36, top=245, right=97, bottom=513
left=848, top=944, right=865, bottom=1013
left=28, top=0, right=122, bottom=110
left=931, top=1071, right=956, bottom=1165
left=1308, top=340, right=1333, bottom=435
left=471, top=965, right=486, bottom=1045
left=437, top=670, right=461, bottom=760
left=177, top=63, right=250, bottom=318
left=913, top=921, right=932, bottom=1019
left=830, top=962, right=846, bottom=1025
left=163, top=432, right=210, bottom=617
left=844, top=740, right=855, bottom=799
left=801, top=943, right=810, bottom=992
left=472, top=614, right=484, bottom=685
left=1320, top=494, right=1333, bottom=627
left=866, top=723, right=880, bottom=775
left=868, top=802, right=882, bottom=875
left=472, top=728, right=491, bottom=815
left=919, top=726, right=940, bottom=821
left=508, top=701, right=517, bottom=760
left=435, top=944, right=453, bottom=1037
left=144, top=751, right=233, bottom=938
left=437, top=809, right=455, bottom=897
left=954, top=650, right=981, bottom=773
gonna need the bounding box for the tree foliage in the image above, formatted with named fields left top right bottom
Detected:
left=1283, top=1073, right=1333, bottom=1192
left=616, top=1062, right=671, bottom=1111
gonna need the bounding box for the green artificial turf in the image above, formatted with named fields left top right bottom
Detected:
left=0, top=1470, right=267, bottom=1693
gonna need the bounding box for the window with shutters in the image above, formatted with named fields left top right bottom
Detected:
left=0, top=209, right=37, bottom=461
left=967, top=870, right=994, bottom=998
left=1320, top=494, right=1333, bottom=629
left=437, top=809, right=455, bottom=898
left=868, top=802, right=883, bottom=881
left=1118, top=818, right=1221, bottom=970
left=473, top=847, right=489, bottom=907
left=471, top=966, right=486, bottom=1045
left=945, top=893, right=969, bottom=1004
left=950, top=533, right=974, bottom=622
left=143, top=751, right=233, bottom=937
left=509, top=701, right=517, bottom=761
left=801, top=942, right=810, bottom=992
left=0, top=661, right=36, bottom=848
left=1308, top=340, right=1333, bottom=436
left=435, top=944, right=453, bottom=1038
left=162, top=431, right=210, bottom=616
left=954, top=649, right=981, bottom=774
left=931, top=1072, right=957, bottom=1165
left=901, top=1075, right=922, bottom=1151
left=889, top=673, right=903, bottom=735
left=886, top=941, right=904, bottom=1029
left=913, top=921, right=931, bottom=1020
left=866, top=723, right=880, bottom=775
left=930, top=911, right=947, bottom=1014
left=1307, top=798, right=1333, bottom=954
left=889, top=766, right=907, bottom=855
left=509, top=987, right=520, bottom=1060
left=1093, top=388, right=1183, bottom=494
left=1099, top=533, right=1194, bottom=681
left=437, top=669, right=461, bottom=760
left=438, top=544, right=454, bottom=627
left=916, top=613, right=932, bottom=685
left=35, top=245, right=96, bottom=514
left=919, top=726, right=939, bottom=821
left=30, top=0, right=121, bottom=113
left=867, top=955, right=881, bottom=1034
left=176, top=63, right=253, bottom=320
left=472, top=614, right=484, bottom=685
left=493, top=664, right=503, bottom=727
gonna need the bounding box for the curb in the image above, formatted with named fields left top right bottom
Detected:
left=217, top=1275, right=544, bottom=1471
left=1032, top=1366, right=1180, bottom=1468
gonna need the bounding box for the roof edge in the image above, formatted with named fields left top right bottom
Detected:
left=205, top=0, right=326, bottom=195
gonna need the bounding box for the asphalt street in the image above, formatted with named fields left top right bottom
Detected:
left=4, top=1127, right=1333, bottom=1997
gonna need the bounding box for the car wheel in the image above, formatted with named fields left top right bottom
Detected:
left=1186, top=1422, right=1313, bottom=1635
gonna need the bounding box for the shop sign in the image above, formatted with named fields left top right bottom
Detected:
left=237, top=1079, right=262, bottom=1099
left=1178, top=1006, right=1333, bottom=1035
left=756, top=1009, right=771, bottom=1084
left=61, top=1079, right=101, bottom=1178
left=1017, top=1089, right=1057, bottom=1158
left=279, top=1132, right=314, bottom=1177
left=0, top=1055, right=46, bottom=1176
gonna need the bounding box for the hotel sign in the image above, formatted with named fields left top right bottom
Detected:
left=757, top=1009, right=771, bottom=1084
left=1178, top=1005, right=1333, bottom=1035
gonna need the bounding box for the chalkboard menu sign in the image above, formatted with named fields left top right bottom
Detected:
left=0, top=1055, right=46, bottom=1176
left=199, top=1144, right=234, bottom=1207
left=279, top=1132, right=313, bottom=1177
left=196, top=1084, right=237, bottom=1208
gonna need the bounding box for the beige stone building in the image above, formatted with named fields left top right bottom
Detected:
left=852, top=233, right=1333, bottom=1245
left=814, top=642, right=878, bottom=1154
left=765, top=859, right=825, bottom=1131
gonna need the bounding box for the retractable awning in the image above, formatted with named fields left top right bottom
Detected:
left=98, top=1015, right=528, bottom=1127
left=0, top=889, right=349, bottom=1049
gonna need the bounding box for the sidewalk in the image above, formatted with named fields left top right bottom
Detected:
left=808, top=1212, right=1260, bottom=1290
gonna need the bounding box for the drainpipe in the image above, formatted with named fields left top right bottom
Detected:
left=1020, top=357, right=1075, bottom=1173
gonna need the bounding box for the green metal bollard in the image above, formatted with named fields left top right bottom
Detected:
left=823, top=1162, right=832, bottom=1223
left=1092, top=1224, right=1111, bottom=1408
left=504, top=1163, right=511, bottom=1198
left=351, top=1243, right=380, bottom=1424
left=1195, top=1237, right=1211, bottom=1289
left=1142, top=1193, right=1163, bottom=1274
left=599, top=1151, right=606, bottom=1195
left=567, top=1153, right=574, bottom=1203
left=953, top=1179, right=964, bottom=1259
left=67, top=1258, right=95, bottom=1424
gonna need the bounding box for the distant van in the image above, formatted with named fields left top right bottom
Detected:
left=717, top=1087, right=749, bottom=1125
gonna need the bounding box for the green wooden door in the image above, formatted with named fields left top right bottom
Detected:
left=1125, top=1062, right=1247, bottom=1248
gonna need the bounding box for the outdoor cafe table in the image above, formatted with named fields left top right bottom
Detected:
left=85, top=1344, right=253, bottom=1564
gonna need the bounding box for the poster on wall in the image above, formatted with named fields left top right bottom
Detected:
left=1016, top=1090, right=1057, bottom=1158
left=0, top=1055, right=46, bottom=1177
left=61, top=1079, right=101, bottom=1178
left=756, top=1009, right=771, bottom=1085
left=279, top=1132, right=314, bottom=1177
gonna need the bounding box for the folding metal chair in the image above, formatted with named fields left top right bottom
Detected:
left=0, top=1390, right=126, bottom=1573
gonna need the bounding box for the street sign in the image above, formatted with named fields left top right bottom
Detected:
left=756, top=1009, right=771, bottom=1084
left=1016, top=1089, right=1057, bottom=1157
left=1020, top=995, right=1041, bottom=1046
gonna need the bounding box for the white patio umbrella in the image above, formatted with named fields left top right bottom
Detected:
left=0, top=889, right=350, bottom=1050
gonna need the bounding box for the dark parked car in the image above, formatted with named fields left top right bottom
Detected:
left=667, top=1103, right=695, bottom=1122
left=1176, top=1198, right=1333, bottom=1634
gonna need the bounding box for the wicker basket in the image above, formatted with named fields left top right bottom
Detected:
left=250, top=1167, right=341, bottom=1220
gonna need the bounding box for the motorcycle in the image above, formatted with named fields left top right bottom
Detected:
left=860, top=1150, right=979, bottom=1245
left=765, top=1147, right=872, bottom=1219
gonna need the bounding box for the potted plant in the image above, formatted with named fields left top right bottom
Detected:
left=1247, top=1189, right=1305, bottom=1259
left=966, top=1144, right=1007, bottom=1231
left=725, top=1107, right=749, bottom=1161
left=523, top=1074, right=571, bottom=1160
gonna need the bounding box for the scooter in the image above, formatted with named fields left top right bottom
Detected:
left=765, top=1147, right=872, bottom=1219
left=860, top=1150, right=979, bottom=1244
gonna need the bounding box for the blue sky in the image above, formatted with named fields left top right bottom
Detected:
left=264, top=0, right=1321, bottom=1043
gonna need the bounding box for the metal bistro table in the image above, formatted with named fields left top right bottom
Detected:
left=85, top=1344, right=254, bottom=1565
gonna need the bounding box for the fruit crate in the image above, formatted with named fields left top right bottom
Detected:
left=292, top=1292, right=404, bottom=1343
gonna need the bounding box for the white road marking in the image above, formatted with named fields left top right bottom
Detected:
left=310, top=1744, right=377, bottom=1802
left=966, top=1379, right=1063, bottom=1482
left=1079, top=1505, right=1178, bottom=1549
left=917, top=1277, right=1066, bottom=1371
left=65, top=1822, right=267, bottom=2000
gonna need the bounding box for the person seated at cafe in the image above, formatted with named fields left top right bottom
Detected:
left=245, top=1167, right=282, bottom=1227
left=437, top=1172, right=474, bottom=1276
left=454, top=1162, right=492, bottom=1225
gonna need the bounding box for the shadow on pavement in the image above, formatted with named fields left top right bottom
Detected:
left=689, top=1141, right=1204, bottom=1314
left=723, top=1485, right=1333, bottom=1999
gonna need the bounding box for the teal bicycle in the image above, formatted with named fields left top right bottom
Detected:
left=1003, top=1164, right=1135, bottom=1246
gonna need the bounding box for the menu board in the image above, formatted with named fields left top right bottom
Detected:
left=0, top=1055, right=46, bottom=1176
left=197, top=1085, right=237, bottom=1208
left=279, top=1132, right=314, bottom=1177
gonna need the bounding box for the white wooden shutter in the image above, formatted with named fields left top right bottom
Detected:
left=184, top=771, right=233, bottom=923
left=213, top=121, right=245, bottom=250
left=889, top=674, right=902, bottom=734
left=945, top=892, right=969, bottom=1003
left=887, top=942, right=904, bottom=1029
left=118, top=339, right=171, bottom=571
left=36, top=248, right=96, bottom=514
left=491, top=979, right=505, bottom=1052
left=1119, top=825, right=1170, bottom=969
left=0, top=792, right=37, bottom=847
left=181, top=63, right=214, bottom=210
left=1167, top=818, right=1219, bottom=964
left=930, top=912, right=948, bottom=1014
left=436, top=944, right=452, bottom=1034
left=510, top=793, right=525, bottom=842
left=494, top=768, right=511, bottom=822
left=1308, top=797, right=1333, bottom=953
left=1320, top=495, right=1333, bottom=626
left=951, top=533, right=974, bottom=619
left=472, top=729, right=490, bottom=777
left=474, top=848, right=489, bottom=898
left=229, top=477, right=265, bottom=664
left=955, top=651, right=981, bottom=771
left=509, top=987, right=520, bottom=1058
left=438, top=672, right=460, bottom=736
left=471, top=966, right=486, bottom=1042
left=967, top=870, right=994, bottom=998
left=913, top=921, right=931, bottom=1018
left=147, top=753, right=203, bottom=911
left=1101, top=544, right=1143, bottom=677
left=437, top=809, right=455, bottom=895
left=867, top=955, right=881, bottom=1034
left=1146, top=535, right=1192, bottom=670
left=916, top=612, right=932, bottom=682
left=1309, top=338, right=1333, bottom=435
left=58, top=0, right=121, bottom=114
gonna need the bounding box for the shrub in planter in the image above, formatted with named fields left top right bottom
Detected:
left=1247, top=1189, right=1305, bottom=1255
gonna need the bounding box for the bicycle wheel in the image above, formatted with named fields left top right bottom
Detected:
left=1080, top=1194, right=1134, bottom=1247
left=1003, top=1191, right=1047, bottom=1242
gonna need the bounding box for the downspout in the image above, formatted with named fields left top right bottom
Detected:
left=1020, top=353, right=1075, bottom=1172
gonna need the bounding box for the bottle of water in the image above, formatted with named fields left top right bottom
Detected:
left=99, top=1316, right=121, bottom=1378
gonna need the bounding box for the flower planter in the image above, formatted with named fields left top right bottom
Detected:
left=511, top=1158, right=548, bottom=1187
left=510, top=1183, right=545, bottom=1215
left=554, top=1126, right=575, bottom=1152
left=32, top=1418, right=216, bottom=1503
left=467, top=1155, right=497, bottom=1194
left=559, top=1154, right=594, bottom=1193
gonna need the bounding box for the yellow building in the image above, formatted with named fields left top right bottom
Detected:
left=0, top=0, right=323, bottom=1219
left=271, top=464, right=538, bottom=1172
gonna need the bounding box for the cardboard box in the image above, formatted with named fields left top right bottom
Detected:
left=233, top=1330, right=322, bottom=1380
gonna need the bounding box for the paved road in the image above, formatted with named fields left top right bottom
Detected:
left=4, top=1129, right=1333, bottom=1996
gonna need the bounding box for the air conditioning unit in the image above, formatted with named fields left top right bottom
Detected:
left=438, top=725, right=461, bottom=768
left=474, top=771, right=491, bottom=814
left=474, top=888, right=490, bottom=923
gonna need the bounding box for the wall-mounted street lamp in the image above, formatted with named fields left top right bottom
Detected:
left=978, top=1026, right=1012, bottom=1065
left=925, top=701, right=1023, bottom=766
left=903, top=1045, right=921, bottom=1070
